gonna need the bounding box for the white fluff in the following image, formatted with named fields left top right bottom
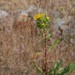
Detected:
left=0, top=10, right=9, bottom=18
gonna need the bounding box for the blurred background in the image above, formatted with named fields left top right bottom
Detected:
left=0, top=0, right=75, bottom=75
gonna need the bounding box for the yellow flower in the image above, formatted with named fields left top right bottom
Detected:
left=46, top=16, right=50, bottom=20
left=34, top=13, right=45, bottom=20
left=41, top=13, right=45, bottom=17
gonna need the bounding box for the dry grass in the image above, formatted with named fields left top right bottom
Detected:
left=0, top=0, right=75, bottom=75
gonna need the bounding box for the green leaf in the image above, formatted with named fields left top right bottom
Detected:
left=59, top=63, right=75, bottom=75
left=53, top=59, right=62, bottom=75
left=68, top=63, right=75, bottom=72
left=58, top=67, right=64, bottom=74
left=48, top=69, right=54, bottom=75
left=48, top=60, right=62, bottom=75
left=33, top=62, right=45, bottom=75
left=46, top=33, right=52, bottom=41
left=49, top=39, right=60, bottom=51
left=59, top=66, right=69, bottom=75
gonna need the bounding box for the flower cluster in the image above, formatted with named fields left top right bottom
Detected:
left=34, top=13, right=50, bottom=29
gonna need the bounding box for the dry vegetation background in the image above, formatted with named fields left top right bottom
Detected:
left=0, top=0, right=75, bottom=75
